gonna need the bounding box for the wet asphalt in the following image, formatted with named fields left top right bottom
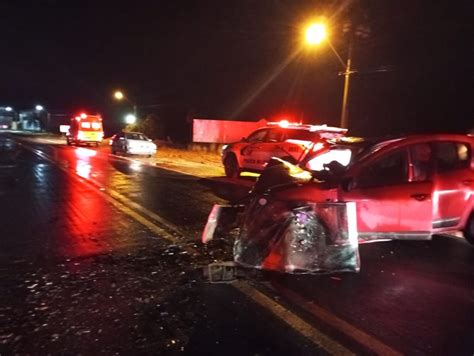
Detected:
left=0, top=136, right=319, bottom=355
left=1, top=134, right=474, bottom=355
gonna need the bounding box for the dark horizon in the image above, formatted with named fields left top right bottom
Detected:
left=0, top=0, right=472, bottom=139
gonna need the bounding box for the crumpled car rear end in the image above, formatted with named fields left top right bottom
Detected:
left=235, top=197, right=359, bottom=274
left=202, top=156, right=361, bottom=274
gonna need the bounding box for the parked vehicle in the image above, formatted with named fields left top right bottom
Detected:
left=221, top=121, right=347, bottom=178
left=66, top=113, right=104, bottom=146
left=110, top=132, right=157, bottom=157
left=204, top=134, right=474, bottom=274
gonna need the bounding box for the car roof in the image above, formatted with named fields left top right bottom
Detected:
left=122, top=131, right=146, bottom=135
left=381, top=134, right=474, bottom=146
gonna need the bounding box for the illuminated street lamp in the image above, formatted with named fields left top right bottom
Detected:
left=305, top=23, right=327, bottom=45
left=113, top=90, right=137, bottom=116
left=125, top=113, right=137, bottom=125
left=5, top=106, right=13, bottom=112
left=114, top=91, right=124, bottom=100
left=35, top=105, right=44, bottom=111
left=304, top=22, right=354, bottom=129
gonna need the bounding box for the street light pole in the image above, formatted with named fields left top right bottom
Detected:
left=327, top=39, right=354, bottom=129
left=305, top=22, right=356, bottom=129
left=340, top=44, right=352, bottom=129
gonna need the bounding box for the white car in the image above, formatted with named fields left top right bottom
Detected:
left=110, top=132, right=157, bottom=157
left=221, top=122, right=347, bottom=178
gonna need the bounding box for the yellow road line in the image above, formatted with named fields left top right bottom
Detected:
left=234, top=281, right=354, bottom=355
left=274, top=282, right=403, bottom=356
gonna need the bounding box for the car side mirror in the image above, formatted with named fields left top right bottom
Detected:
left=341, top=176, right=354, bottom=192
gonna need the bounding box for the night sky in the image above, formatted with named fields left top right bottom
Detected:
left=0, top=0, right=472, bottom=139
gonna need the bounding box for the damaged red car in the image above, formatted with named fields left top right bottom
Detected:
left=203, top=134, right=474, bottom=274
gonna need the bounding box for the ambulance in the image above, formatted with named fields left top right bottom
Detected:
left=66, top=113, right=104, bottom=146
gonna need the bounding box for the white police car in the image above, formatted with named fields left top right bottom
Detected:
left=221, top=121, right=347, bottom=178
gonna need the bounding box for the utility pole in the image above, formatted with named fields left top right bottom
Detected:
left=340, top=43, right=353, bottom=129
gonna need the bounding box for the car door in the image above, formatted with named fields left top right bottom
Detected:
left=240, top=129, right=269, bottom=170
left=340, top=146, right=433, bottom=240
left=431, top=141, right=473, bottom=230
left=250, top=128, right=285, bottom=167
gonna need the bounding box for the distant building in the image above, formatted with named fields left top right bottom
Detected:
left=18, top=110, right=42, bottom=131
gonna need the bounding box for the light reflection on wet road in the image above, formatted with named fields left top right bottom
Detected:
left=26, top=141, right=248, bottom=240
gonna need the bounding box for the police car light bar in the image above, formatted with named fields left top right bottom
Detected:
left=309, top=125, right=348, bottom=133
left=266, top=121, right=348, bottom=134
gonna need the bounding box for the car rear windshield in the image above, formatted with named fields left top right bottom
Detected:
left=79, top=121, right=103, bottom=131
left=283, top=130, right=321, bottom=141
left=125, top=133, right=147, bottom=140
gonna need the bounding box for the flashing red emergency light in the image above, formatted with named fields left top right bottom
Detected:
left=75, top=116, right=81, bottom=121
left=267, top=120, right=302, bottom=128
left=279, top=120, right=289, bottom=128
left=80, top=113, right=87, bottom=119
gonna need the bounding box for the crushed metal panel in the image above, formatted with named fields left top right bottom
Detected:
left=234, top=198, right=359, bottom=274
left=202, top=204, right=244, bottom=243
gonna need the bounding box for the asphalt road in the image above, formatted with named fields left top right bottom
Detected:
left=1, top=134, right=473, bottom=355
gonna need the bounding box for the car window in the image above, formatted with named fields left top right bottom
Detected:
left=265, top=128, right=283, bottom=142
left=409, top=143, right=433, bottom=182
left=434, top=141, right=470, bottom=172
left=247, top=129, right=267, bottom=143
left=126, top=133, right=146, bottom=140
left=356, top=149, right=408, bottom=188
left=282, top=129, right=320, bottom=142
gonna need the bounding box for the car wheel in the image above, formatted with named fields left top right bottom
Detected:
left=224, top=155, right=240, bottom=178
left=463, top=212, right=474, bottom=245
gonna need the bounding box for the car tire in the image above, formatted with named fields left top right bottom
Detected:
left=224, top=155, right=240, bottom=178
left=463, top=212, right=474, bottom=245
